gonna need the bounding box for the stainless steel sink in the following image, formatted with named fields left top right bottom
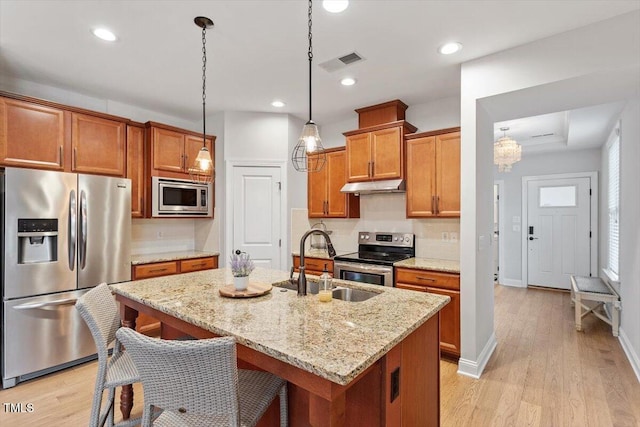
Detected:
left=272, top=279, right=379, bottom=302
left=272, top=279, right=320, bottom=294
left=331, top=287, right=378, bottom=302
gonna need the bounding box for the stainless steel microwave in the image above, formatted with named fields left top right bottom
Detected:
left=151, top=177, right=212, bottom=217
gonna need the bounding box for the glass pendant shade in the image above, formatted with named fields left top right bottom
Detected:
left=194, top=146, right=213, bottom=172
left=494, top=135, right=522, bottom=172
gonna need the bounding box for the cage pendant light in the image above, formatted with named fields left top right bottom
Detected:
left=494, top=127, right=521, bottom=172
left=292, top=0, right=326, bottom=173
left=189, top=16, right=215, bottom=183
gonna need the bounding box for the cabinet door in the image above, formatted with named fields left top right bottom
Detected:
left=326, top=150, right=347, bottom=217
left=127, top=125, right=145, bottom=218
left=152, top=127, right=185, bottom=173
left=184, top=134, right=213, bottom=173
left=346, top=133, right=371, bottom=182
left=0, top=98, right=68, bottom=170
left=436, top=132, right=461, bottom=217
left=371, top=126, right=402, bottom=180
left=308, top=153, right=328, bottom=217
left=425, top=286, right=460, bottom=357
left=406, top=136, right=436, bottom=217
left=72, top=113, right=126, bottom=176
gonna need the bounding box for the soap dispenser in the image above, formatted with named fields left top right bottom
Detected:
left=318, top=263, right=332, bottom=302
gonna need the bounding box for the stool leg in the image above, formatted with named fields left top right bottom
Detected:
left=575, top=293, right=582, bottom=332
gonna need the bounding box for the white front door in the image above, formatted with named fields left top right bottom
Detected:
left=527, top=177, right=591, bottom=289
left=232, top=166, right=282, bottom=269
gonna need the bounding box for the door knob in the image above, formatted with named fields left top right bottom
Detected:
left=235, top=249, right=241, bottom=255
left=529, top=237, right=538, bottom=240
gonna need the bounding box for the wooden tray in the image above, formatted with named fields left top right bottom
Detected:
left=219, top=282, right=272, bottom=298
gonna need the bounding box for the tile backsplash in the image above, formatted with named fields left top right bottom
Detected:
left=291, top=193, right=460, bottom=261
left=131, top=218, right=197, bottom=254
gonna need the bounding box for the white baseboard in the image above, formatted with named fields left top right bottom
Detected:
left=457, top=332, right=497, bottom=379
left=618, top=327, right=640, bottom=384
left=501, top=278, right=525, bottom=288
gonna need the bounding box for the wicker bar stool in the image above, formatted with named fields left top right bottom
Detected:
left=76, top=283, right=141, bottom=427
left=116, top=327, right=288, bottom=427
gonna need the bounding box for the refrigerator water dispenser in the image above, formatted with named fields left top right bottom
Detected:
left=17, top=219, right=58, bottom=264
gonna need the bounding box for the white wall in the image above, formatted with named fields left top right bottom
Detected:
left=496, top=148, right=602, bottom=285
left=460, top=10, right=640, bottom=378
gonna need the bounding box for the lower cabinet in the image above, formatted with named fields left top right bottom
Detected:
left=293, top=256, right=333, bottom=277
left=395, top=267, right=460, bottom=358
left=131, top=256, right=218, bottom=335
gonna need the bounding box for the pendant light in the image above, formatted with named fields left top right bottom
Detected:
left=189, top=16, right=215, bottom=183
left=494, top=127, right=522, bottom=172
left=292, top=0, right=326, bottom=173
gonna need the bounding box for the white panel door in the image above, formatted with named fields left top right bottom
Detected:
left=527, top=177, right=591, bottom=289
left=232, top=166, right=282, bottom=269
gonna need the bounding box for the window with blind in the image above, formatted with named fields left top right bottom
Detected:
left=607, top=133, right=620, bottom=276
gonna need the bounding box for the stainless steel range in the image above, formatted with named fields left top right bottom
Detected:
left=333, top=231, right=415, bottom=287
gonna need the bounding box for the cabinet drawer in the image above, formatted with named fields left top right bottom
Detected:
left=180, top=257, right=216, bottom=273
left=293, top=256, right=333, bottom=273
left=133, top=261, right=179, bottom=279
left=395, top=267, right=459, bottom=290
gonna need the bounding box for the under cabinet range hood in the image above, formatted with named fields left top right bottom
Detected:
left=340, top=179, right=405, bottom=195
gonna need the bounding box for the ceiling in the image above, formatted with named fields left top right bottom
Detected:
left=0, top=1, right=638, bottom=126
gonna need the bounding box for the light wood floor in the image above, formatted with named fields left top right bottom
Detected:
left=441, top=285, right=640, bottom=427
left=1, top=285, right=638, bottom=426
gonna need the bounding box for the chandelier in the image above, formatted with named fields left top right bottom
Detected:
left=494, top=127, right=521, bottom=172
left=291, top=0, right=326, bottom=173
left=189, top=16, right=215, bottom=183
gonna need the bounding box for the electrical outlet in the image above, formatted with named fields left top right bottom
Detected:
left=156, top=231, right=163, bottom=239
left=450, top=232, right=458, bottom=242
left=441, top=232, right=449, bottom=241
left=513, top=224, right=520, bottom=232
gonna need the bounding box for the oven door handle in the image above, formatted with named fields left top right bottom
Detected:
left=335, top=262, right=392, bottom=274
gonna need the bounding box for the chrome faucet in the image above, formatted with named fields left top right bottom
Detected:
left=298, top=229, right=336, bottom=296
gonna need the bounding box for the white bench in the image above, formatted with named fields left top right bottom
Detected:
left=570, top=275, right=621, bottom=337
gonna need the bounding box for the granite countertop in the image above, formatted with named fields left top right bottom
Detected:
left=291, top=249, right=352, bottom=259
left=131, top=251, right=220, bottom=265
left=394, top=258, right=460, bottom=274
left=111, top=267, right=449, bottom=386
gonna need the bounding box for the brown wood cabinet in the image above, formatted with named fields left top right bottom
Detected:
left=395, top=267, right=460, bottom=357
left=127, top=124, right=145, bottom=218
left=293, top=256, right=333, bottom=277
left=146, top=122, right=215, bottom=180
left=71, top=113, right=126, bottom=176
left=406, top=128, right=460, bottom=218
left=308, top=148, right=359, bottom=218
left=344, top=121, right=417, bottom=182
left=131, top=255, right=219, bottom=334
left=0, top=97, right=70, bottom=171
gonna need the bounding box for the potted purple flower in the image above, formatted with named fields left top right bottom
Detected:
left=229, top=252, right=255, bottom=291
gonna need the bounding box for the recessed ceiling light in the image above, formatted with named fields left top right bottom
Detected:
left=438, top=42, right=462, bottom=55
left=271, top=100, right=286, bottom=108
left=92, top=28, right=117, bottom=42
left=323, top=0, right=349, bottom=13
left=340, top=77, right=356, bottom=86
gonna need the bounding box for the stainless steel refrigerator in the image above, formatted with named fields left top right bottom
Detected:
left=1, top=167, right=131, bottom=388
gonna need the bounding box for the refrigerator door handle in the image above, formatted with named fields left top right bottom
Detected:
left=79, top=190, right=87, bottom=270
left=13, top=298, right=78, bottom=310
left=68, top=190, right=77, bottom=271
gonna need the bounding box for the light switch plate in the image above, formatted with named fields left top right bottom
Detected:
left=513, top=216, right=521, bottom=223
left=450, top=232, right=458, bottom=242
left=441, top=232, right=449, bottom=242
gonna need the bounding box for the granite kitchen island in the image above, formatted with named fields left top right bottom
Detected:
left=111, top=267, right=449, bottom=426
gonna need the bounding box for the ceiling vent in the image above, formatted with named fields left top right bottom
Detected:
left=531, top=133, right=555, bottom=138
left=318, top=51, right=365, bottom=72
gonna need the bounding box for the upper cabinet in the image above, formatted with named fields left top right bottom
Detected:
left=343, top=100, right=417, bottom=183
left=127, top=123, right=146, bottom=218
left=146, top=122, right=215, bottom=180
left=308, top=148, right=359, bottom=218
left=71, top=113, right=126, bottom=176
left=0, top=97, right=70, bottom=171
left=0, top=94, right=128, bottom=177
left=406, top=128, right=460, bottom=217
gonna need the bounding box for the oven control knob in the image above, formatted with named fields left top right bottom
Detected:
left=365, top=235, right=370, bottom=240
left=394, top=237, right=399, bottom=241
left=404, top=236, right=410, bottom=242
